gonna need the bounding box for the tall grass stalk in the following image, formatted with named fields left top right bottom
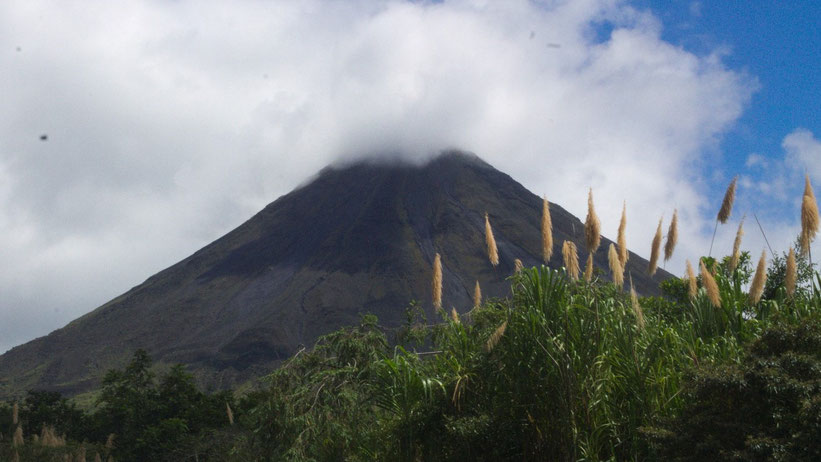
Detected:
left=608, top=243, right=623, bottom=288
left=585, top=188, right=601, bottom=254
left=648, top=217, right=663, bottom=276
left=710, top=176, right=737, bottom=256
left=700, top=260, right=721, bottom=307
left=786, top=247, right=797, bottom=297
left=801, top=175, right=819, bottom=263
left=618, top=201, right=628, bottom=267
left=484, top=213, right=499, bottom=267
left=584, top=252, right=594, bottom=283
left=686, top=260, right=697, bottom=299
left=562, top=240, right=580, bottom=281
left=542, top=196, right=553, bottom=263
left=730, top=217, right=744, bottom=273
left=432, top=253, right=443, bottom=309
left=664, top=209, right=678, bottom=262
left=749, top=250, right=767, bottom=305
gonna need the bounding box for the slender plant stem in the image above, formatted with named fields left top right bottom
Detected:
left=708, top=219, right=718, bottom=257
left=753, top=213, right=774, bottom=256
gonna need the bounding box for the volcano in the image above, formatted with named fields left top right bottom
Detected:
left=0, top=151, right=670, bottom=397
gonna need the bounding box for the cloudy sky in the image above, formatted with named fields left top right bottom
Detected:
left=1, top=0, right=819, bottom=353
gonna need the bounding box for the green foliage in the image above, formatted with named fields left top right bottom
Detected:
left=93, top=350, right=234, bottom=461
left=646, top=322, right=821, bottom=461
left=3, top=255, right=820, bottom=461
left=237, top=314, right=390, bottom=461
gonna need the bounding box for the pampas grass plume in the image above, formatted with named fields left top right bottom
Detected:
left=585, top=188, right=601, bottom=253
left=686, top=260, right=697, bottom=299
left=484, top=213, right=499, bottom=266
left=717, top=176, right=738, bottom=223
left=700, top=260, right=721, bottom=307
left=730, top=217, right=745, bottom=273
left=584, top=252, right=594, bottom=282
left=226, top=402, right=234, bottom=426
left=801, top=176, right=819, bottom=255
left=630, top=277, right=645, bottom=330
left=95, top=453, right=102, bottom=462
left=432, top=253, right=443, bottom=309
left=749, top=250, right=767, bottom=305
left=608, top=243, right=623, bottom=288
left=648, top=217, right=663, bottom=276
left=664, top=209, right=678, bottom=262
left=618, top=201, right=628, bottom=267
left=12, top=425, right=23, bottom=447
left=786, top=247, right=797, bottom=297
left=562, top=240, right=580, bottom=281
left=474, top=280, right=482, bottom=308
left=542, top=196, right=553, bottom=263
left=486, top=320, right=507, bottom=352
left=514, top=258, right=523, bottom=273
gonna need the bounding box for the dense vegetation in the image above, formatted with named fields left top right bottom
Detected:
left=2, top=245, right=820, bottom=461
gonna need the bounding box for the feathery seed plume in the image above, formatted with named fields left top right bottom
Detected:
left=432, top=253, right=443, bottom=309
left=95, top=453, right=102, bottom=462
left=486, top=320, right=508, bottom=352
left=450, top=308, right=460, bottom=324
left=617, top=201, right=628, bottom=267
left=801, top=176, right=819, bottom=256
left=106, top=434, right=115, bottom=450
left=749, top=250, right=767, bottom=305
left=12, top=402, right=18, bottom=425
left=700, top=260, right=721, bottom=307
left=686, top=260, right=697, bottom=299
left=562, top=240, right=580, bottom=281
left=630, top=276, right=645, bottom=330
left=585, top=188, right=601, bottom=254
left=12, top=425, right=23, bottom=447
left=584, top=252, right=594, bottom=282
left=729, top=217, right=745, bottom=273
left=542, top=196, right=553, bottom=263
left=717, top=176, right=738, bottom=223
left=648, top=217, right=663, bottom=276
left=608, top=243, right=624, bottom=288
left=786, top=247, right=797, bottom=297
left=514, top=258, right=524, bottom=273
left=226, top=402, right=234, bottom=426
left=664, top=209, right=678, bottom=262
left=473, top=280, right=482, bottom=309
left=484, top=213, right=499, bottom=266
left=77, top=446, right=87, bottom=462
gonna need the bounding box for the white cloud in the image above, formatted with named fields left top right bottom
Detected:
left=0, top=0, right=760, bottom=352
left=783, top=128, right=821, bottom=183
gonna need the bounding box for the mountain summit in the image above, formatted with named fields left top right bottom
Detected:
left=0, top=151, right=669, bottom=397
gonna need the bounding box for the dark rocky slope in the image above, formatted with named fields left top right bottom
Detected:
left=0, top=151, right=670, bottom=397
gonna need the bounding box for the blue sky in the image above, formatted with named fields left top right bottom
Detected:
left=641, top=0, right=820, bottom=219
left=0, top=0, right=819, bottom=352
left=647, top=1, right=819, bottom=152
